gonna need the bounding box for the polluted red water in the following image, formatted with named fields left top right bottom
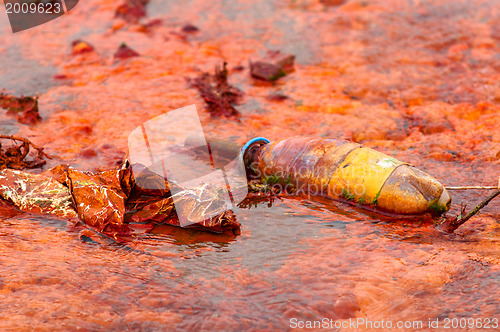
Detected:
left=0, top=0, right=499, bottom=330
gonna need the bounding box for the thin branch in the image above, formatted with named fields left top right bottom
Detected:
left=0, top=134, right=52, bottom=159
left=445, top=186, right=497, bottom=190
left=445, top=188, right=500, bottom=231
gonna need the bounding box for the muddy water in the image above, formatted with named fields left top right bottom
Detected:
left=0, top=0, right=499, bottom=330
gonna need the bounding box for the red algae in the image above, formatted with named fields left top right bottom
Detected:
left=0, top=0, right=498, bottom=330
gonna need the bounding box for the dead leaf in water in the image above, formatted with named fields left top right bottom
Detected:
left=187, top=62, right=242, bottom=119
left=0, top=92, right=41, bottom=125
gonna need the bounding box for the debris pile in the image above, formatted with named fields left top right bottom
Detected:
left=0, top=162, right=240, bottom=241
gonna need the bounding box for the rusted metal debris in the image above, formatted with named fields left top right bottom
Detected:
left=0, top=92, right=42, bottom=125
left=0, top=135, right=51, bottom=170
left=187, top=62, right=243, bottom=119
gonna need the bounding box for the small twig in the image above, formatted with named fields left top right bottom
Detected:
left=446, top=186, right=497, bottom=190
left=446, top=188, right=500, bottom=231
left=0, top=134, right=52, bottom=159
left=457, top=189, right=500, bottom=223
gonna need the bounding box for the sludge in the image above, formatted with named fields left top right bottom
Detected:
left=244, top=137, right=451, bottom=215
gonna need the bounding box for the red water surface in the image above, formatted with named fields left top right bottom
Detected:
left=0, top=0, right=499, bottom=330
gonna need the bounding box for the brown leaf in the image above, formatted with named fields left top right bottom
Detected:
left=187, top=62, right=242, bottom=119
left=115, top=0, right=149, bottom=23
left=114, top=43, right=140, bottom=59
left=71, top=40, right=95, bottom=55
left=0, top=92, right=41, bottom=125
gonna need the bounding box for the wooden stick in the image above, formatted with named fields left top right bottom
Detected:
left=0, top=134, right=52, bottom=159
left=447, top=188, right=500, bottom=231
left=445, top=186, right=497, bottom=190
left=446, top=186, right=497, bottom=190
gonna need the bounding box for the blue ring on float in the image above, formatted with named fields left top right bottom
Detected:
left=241, top=137, right=270, bottom=157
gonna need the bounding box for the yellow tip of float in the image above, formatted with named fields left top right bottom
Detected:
left=376, top=165, right=451, bottom=215
left=325, top=148, right=451, bottom=215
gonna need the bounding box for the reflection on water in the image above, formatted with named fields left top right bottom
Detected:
left=0, top=195, right=498, bottom=329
